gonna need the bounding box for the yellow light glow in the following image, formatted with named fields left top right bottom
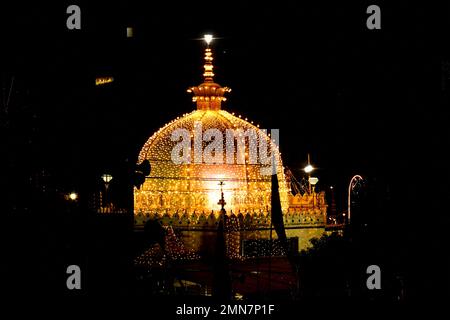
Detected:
left=95, top=77, right=114, bottom=86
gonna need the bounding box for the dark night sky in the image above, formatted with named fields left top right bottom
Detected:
left=2, top=1, right=450, bottom=298
left=3, top=1, right=447, bottom=199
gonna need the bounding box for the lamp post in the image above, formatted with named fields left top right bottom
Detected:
left=64, top=192, right=79, bottom=215
left=303, top=153, right=314, bottom=194
left=308, top=177, right=319, bottom=207
left=347, top=175, right=363, bottom=224
left=101, top=174, right=113, bottom=211
left=329, top=186, right=337, bottom=223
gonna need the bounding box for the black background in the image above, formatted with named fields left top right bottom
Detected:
left=1, top=1, right=449, bottom=302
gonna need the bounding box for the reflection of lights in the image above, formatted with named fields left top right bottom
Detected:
left=68, top=192, right=78, bottom=201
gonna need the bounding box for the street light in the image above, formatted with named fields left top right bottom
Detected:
left=68, top=192, right=78, bottom=201
left=303, top=153, right=315, bottom=193
left=101, top=174, right=113, bottom=211
left=348, top=175, right=363, bottom=224
left=308, top=177, right=319, bottom=188
left=101, top=173, right=113, bottom=185
left=303, top=154, right=314, bottom=173
left=308, top=177, right=319, bottom=207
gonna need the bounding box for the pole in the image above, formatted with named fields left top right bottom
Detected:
left=307, top=154, right=311, bottom=194
left=348, top=175, right=363, bottom=224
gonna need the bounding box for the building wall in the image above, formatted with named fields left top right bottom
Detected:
left=134, top=191, right=328, bottom=256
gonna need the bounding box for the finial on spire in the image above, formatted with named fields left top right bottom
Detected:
left=203, top=34, right=214, bottom=82
left=217, top=181, right=226, bottom=210
left=187, top=34, right=231, bottom=111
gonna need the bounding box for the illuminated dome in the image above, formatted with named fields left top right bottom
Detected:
left=134, top=41, right=289, bottom=216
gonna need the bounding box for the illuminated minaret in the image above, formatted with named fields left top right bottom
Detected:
left=187, top=34, right=231, bottom=111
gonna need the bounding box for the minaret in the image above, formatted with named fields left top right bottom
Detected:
left=187, top=34, right=231, bottom=111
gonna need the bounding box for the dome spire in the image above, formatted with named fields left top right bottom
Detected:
left=187, top=34, right=231, bottom=111
left=203, top=34, right=214, bottom=82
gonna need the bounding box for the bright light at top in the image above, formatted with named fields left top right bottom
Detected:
left=101, top=174, right=113, bottom=184
left=204, top=34, right=213, bottom=45
left=304, top=164, right=314, bottom=173
left=69, top=192, right=78, bottom=201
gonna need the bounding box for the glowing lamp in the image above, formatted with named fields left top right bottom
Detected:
left=308, top=177, right=319, bottom=186
left=101, top=174, right=113, bottom=184
left=204, top=34, right=213, bottom=45
left=68, top=192, right=78, bottom=201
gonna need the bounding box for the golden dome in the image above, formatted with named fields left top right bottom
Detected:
left=134, top=42, right=289, bottom=216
